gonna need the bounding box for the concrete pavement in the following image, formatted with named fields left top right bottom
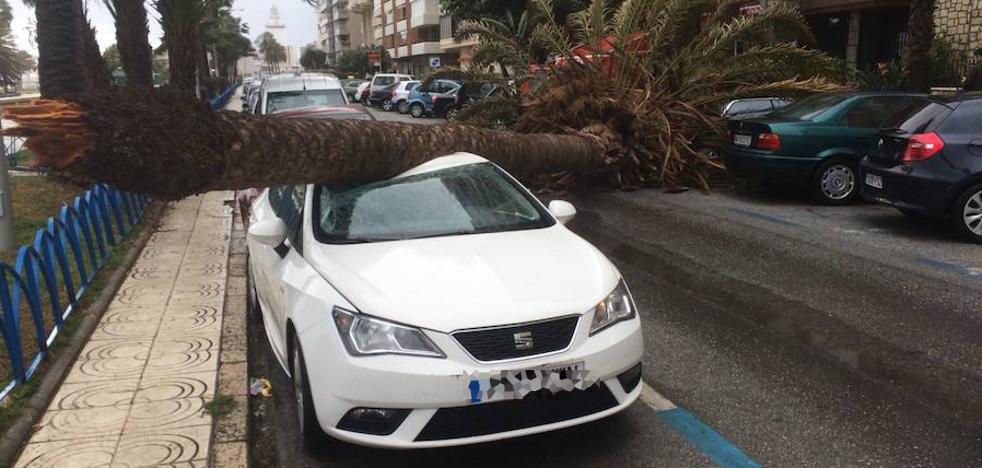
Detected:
left=15, top=193, right=235, bottom=467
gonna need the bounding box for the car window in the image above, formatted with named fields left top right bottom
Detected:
left=881, top=101, right=954, bottom=133
left=936, top=101, right=979, bottom=134
left=843, top=96, right=916, bottom=129
left=728, top=100, right=774, bottom=116
left=266, top=90, right=346, bottom=114
left=314, top=163, right=554, bottom=243
left=269, top=185, right=306, bottom=253
left=770, top=94, right=848, bottom=120
left=374, top=76, right=395, bottom=86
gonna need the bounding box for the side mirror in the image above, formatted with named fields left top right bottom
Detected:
left=248, top=218, right=288, bottom=247
left=548, top=200, right=576, bottom=225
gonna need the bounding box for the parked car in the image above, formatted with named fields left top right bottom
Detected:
left=722, top=97, right=792, bottom=119
left=364, top=73, right=413, bottom=106
left=343, top=80, right=366, bottom=102
left=861, top=94, right=982, bottom=243
left=405, top=79, right=461, bottom=118
left=724, top=92, right=928, bottom=204
left=258, top=74, right=348, bottom=115
left=433, top=81, right=509, bottom=120
left=271, top=104, right=376, bottom=121
left=367, top=83, right=399, bottom=109
left=389, top=80, right=420, bottom=112
left=245, top=153, right=644, bottom=449
left=353, top=82, right=370, bottom=103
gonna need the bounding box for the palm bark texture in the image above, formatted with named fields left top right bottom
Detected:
left=35, top=0, right=86, bottom=98
left=2, top=88, right=615, bottom=200
left=113, top=0, right=155, bottom=87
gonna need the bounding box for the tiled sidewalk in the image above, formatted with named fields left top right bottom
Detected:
left=15, top=192, right=234, bottom=467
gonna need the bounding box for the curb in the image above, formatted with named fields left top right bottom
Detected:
left=0, top=201, right=164, bottom=467
left=210, top=201, right=250, bottom=467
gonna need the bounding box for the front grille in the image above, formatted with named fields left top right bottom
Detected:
left=415, top=384, right=618, bottom=441
left=453, top=316, right=579, bottom=362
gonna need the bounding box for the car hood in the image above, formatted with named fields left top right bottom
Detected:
left=306, top=225, right=620, bottom=332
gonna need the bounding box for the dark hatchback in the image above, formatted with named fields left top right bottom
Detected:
left=861, top=94, right=982, bottom=243
left=724, top=92, right=928, bottom=204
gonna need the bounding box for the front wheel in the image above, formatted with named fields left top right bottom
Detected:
left=446, top=108, right=460, bottom=121
left=952, top=183, right=982, bottom=244
left=410, top=103, right=424, bottom=118
left=292, top=333, right=324, bottom=448
left=381, top=99, right=393, bottom=111
left=811, top=158, right=858, bottom=205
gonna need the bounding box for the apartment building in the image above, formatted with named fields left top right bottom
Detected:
left=318, top=0, right=371, bottom=64
left=373, top=0, right=458, bottom=74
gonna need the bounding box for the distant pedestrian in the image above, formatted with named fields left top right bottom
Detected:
left=963, top=48, right=982, bottom=92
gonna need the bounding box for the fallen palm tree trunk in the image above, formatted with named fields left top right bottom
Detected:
left=2, top=89, right=619, bottom=200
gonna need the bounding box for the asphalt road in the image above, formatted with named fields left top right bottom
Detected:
left=247, top=110, right=982, bottom=467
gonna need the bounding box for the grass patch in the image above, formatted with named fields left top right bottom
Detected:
left=1, top=176, right=85, bottom=265
left=204, top=394, right=237, bottom=418
left=9, top=149, right=35, bottom=169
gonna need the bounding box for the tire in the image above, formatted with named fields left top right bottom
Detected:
left=398, top=101, right=409, bottom=114
left=292, top=332, right=324, bottom=449
left=811, top=158, right=859, bottom=205
left=410, top=103, right=424, bottom=118
left=381, top=99, right=393, bottom=112
left=446, top=108, right=459, bottom=121
left=246, top=261, right=259, bottom=320
left=952, top=183, right=982, bottom=244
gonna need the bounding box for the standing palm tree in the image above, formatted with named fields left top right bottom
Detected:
left=104, top=0, right=154, bottom=87
left=905, top=0, right=935, bottom=92
left=34, top=0, right=86, bottom=97
left=154, top=0, right=202, bottom=96
left=0, top=0, right=33, bottom=86
left=256, top=32, right=286, bottom=74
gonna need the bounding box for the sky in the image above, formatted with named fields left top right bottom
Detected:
left=7, top=0, right=320, bottom=55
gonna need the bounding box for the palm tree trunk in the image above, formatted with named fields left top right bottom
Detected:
left=79, top=13, right=111, bottom=91
left=156, top=0, right=201, bottom=97
left=906, top=0, right=935, bottom=92
left=114, top=0, right=154, bottom=87
left=35, top=0, right=85, bottom=98
left=2, top=89, right=614, bottom=200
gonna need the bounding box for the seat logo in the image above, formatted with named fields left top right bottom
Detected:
left=513, top=331, right=534, bottom=350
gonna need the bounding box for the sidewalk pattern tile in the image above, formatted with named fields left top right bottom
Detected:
left=15, top=192, right=233, bottom=468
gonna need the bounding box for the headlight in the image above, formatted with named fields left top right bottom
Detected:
left=332, top=307, right=445, bottom=358
left=590, top=280, right=636, bottom=335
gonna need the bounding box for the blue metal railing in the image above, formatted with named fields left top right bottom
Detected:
left=0, top=184, right=150, bottom=401
left=209, top=85, right=238, bottom=110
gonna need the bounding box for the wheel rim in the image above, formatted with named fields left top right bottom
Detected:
left=293, top=346, right=305, bottom=431
left=821, top=165, right=855, bottom=200
left=963, top=190, right=982, bottom=235
left=411, top=105, right=422, bottom=117
left=383, top=100, right=391, bottom=111
left=447, top=109, right=458, bottom=120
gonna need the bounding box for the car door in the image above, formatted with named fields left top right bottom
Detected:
left=839, top=96, right=918, bottom=154
left=251, top=185, right=306, bottom=361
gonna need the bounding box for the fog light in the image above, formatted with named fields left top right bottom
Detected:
left=337, top=407, right=411, bottom=435
left=617, top=363, right=642, bottom=393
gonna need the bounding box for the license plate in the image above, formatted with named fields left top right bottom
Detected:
left=865, top=173, right=883, bottom=189
left=733, top=134, right=752, bottom=147
left=464, top=361, right=588, bottom=403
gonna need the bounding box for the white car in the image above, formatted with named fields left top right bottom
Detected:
left=246, top=153, right=644, bottom=449
left=387, top=80, right=420, bottom=113
left=258, top=73, right=348, bottom=116
left=353, top=81, right=370, bottom=103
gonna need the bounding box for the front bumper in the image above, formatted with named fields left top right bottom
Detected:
left=723, top=147, right=818, bottom=181
left=297, top=314, right=644, bottom=448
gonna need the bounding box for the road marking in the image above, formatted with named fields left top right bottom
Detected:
left=915, top=257, right=982, bottom=278
left=726, top=207, right=798, bottom=227
left=641, top=382, right=762, bottom=468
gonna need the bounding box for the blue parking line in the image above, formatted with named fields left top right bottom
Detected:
left=915, top=257, right=982, bottom=278
left=726, top=207, right=797, bottom=227
left=657, top=408, right=762, bottom=468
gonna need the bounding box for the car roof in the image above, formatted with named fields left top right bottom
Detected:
left=395, top=153, right=489, bottom=179
left=263, top=74, right=343, bottom=93
left=270, top=105, right=371, bottom=119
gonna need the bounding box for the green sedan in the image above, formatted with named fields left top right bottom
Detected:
left=724, top=92, right=928, bottom=204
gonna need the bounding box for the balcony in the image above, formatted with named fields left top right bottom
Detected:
left=410, top=0, right=440, bottom=26
left=396, top=19, right=407, bottom=33
left=398, top=45, right=409, bottom=57
left=410, top=41, right=441, bottom=56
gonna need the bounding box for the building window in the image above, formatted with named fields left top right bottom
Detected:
left=415, top=25, right=439, bottom=42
